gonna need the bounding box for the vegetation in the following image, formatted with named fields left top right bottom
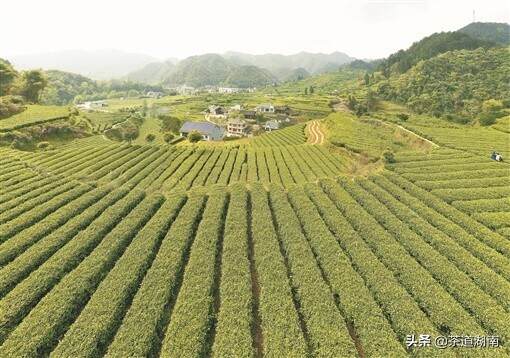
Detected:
left=0, top=21, right=508, bottom=357
left=377, top=31, right=496, bottom=75
left=458, top=22, right=510, bottom=45
left=374, top=47, right=510, bottom=119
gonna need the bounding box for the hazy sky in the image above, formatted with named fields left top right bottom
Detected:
left=2, top=0, right=509, bottom=60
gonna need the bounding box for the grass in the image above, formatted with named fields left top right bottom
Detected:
left=0, top=105, right=69, bottom=131
left=134, top=117, right=165, bottom=145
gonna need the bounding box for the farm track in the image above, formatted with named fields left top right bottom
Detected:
left=0, top=125, right=509, bottom=356
left=307, top=120, right=324, bottom=145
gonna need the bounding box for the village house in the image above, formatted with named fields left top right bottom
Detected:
left=242, top=110, right=257, bottom=119
left=174, top=85, right=197, bottom=95
left=179, top=121, right=225, bottom=141
left=75, top=100, right=108, bottom=111
left=229, top=104, right=243, bottom=111
left=205, top=105, right=227, bottom=120
left=227, top=118, right=247, bottom=137
left=145, top=91, right=164, bottom=99
left=264, top=119, right=280, bottom=132
left=218, top=87, right=241, bottom=94
left=256, top=103, right=275, bottom=113
left=275, top=105, right=291, bottom=115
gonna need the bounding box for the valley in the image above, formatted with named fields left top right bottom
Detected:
left=0, top=19, right=509, bottom=357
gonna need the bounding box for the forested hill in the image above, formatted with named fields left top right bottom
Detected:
left=377, top=31, right=496, bottom=75
left=458, top=22, right=510, bottom=45
left=162, top=54, right=277, bottom=88
left=374, top=47, right=510, bottom=120
left=223, top=65, right=277, bottom=88
left=125, top=61, right=176, bottom=84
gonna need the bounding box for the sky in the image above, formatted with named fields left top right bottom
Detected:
left=1, top=0, right=509, bottom=60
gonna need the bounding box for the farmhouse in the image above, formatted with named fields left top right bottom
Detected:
left=275, top=105, right=291, bottom=115
left=206, top=105, right=227, bottom=120
left=256, top=103, right=275, bottom=113
left=179, top=121, right=225, bottom=141
left=227, top=118, right=247, bottom=137
left=242, top=110, right=257, bottom=119
left=145, top=91, right=164, bottom=98
left=264, top=119, right=280, bottom=132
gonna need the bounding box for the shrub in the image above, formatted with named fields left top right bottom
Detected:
left=145, top=134, right=156, bottom=142
left=396, top=113, right=409, bottom=121
left=479, top=112, right=498, bottom=126
left=163, top=132, right=174, bottom=144
left=382, top=149, right=395, bottom=163
left=188, top=130, right=202, bottom=143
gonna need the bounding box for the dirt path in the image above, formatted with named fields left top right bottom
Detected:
left=395, top=124, right=439, bottom=147
left=307, top=121, right=324, bottom=145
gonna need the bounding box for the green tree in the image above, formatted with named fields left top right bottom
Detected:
left=0, top=59, right=18, bottom=96
left=146, top=133, right=156, bottom=142
left=364, top=72, right=370, bottom=86
left=16, top=70, right=48, bottom=103
left=309, top=86, right=314, bottom=94
left=188, top=130, right=202, bottom=143
left=304, top=87, right=308, bottom=95
left=163, top=132, right=175, bottom=144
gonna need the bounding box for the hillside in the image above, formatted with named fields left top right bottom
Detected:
left=374, top=47, right=510, bottom=118
left=125, top=60, right=176, bottom=84
left=40, top=70, right=97, bottom=105
left=278, top=67, right=311, bottom=82
left=377, top=31, right=497, bottom=75
left=164, top=54, right=235, bottom=87
left=163, top=54, right=279, bottom=88
left=459, top=22, right=510, bottom=45
left=1, top=109, right=509, bottom=356
left=224, top=51, right=354, bottom=74
left=223, top=65, right=277, bottom=88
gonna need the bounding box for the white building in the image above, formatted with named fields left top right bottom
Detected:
left=218, top=87, right=241, bottom=94
left=227, top=118, right=247, bottom=137
left=76, top=100, right=108, bottom=111
left=256, top=103, right=275, bottom=113
left=229, top=104, right=243, bottom=111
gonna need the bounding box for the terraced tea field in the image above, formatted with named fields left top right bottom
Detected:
left=0, top=118, right=509, bottom=357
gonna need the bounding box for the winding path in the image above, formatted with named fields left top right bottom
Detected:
left=307, top=121, right=324, bottom=145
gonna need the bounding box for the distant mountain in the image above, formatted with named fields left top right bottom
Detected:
left=125, top=60, right=176, bottom=84
left=223, top=51, right=354, bottom=74
left=162, top=54, right=277, bottom=88
left=276, top=67, right=310, bottom=82
left=377, top=31, right=497, bottom=74
left=459, top=22, right=510, bottom=45
left=10, top=50, right=158, bottom=80
left=164, top=54, right=235, bottom=87
left=223, top=65, right=277, bottom=88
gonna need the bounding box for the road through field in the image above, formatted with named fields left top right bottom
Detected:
left=307, top=121, right=324, bottom=145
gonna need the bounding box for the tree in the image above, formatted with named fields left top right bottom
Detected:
left=163, top=132, right=175, bottom=144
left=304, top=87, right=308, bottom=95
left=382, top=149, right=395, bottom=163
left=188, top=131, right=202, bottom=143
left=15, top=70, right=48, bottom=103
left=309, top=86, right=314, bottom=94
left=146, top=133, right=156, bottom=142
left=364, top=72, right=370, bottom=86
left=0, top=59, right=18, bottom=96
left=366, top=90, right=377, bottom=112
